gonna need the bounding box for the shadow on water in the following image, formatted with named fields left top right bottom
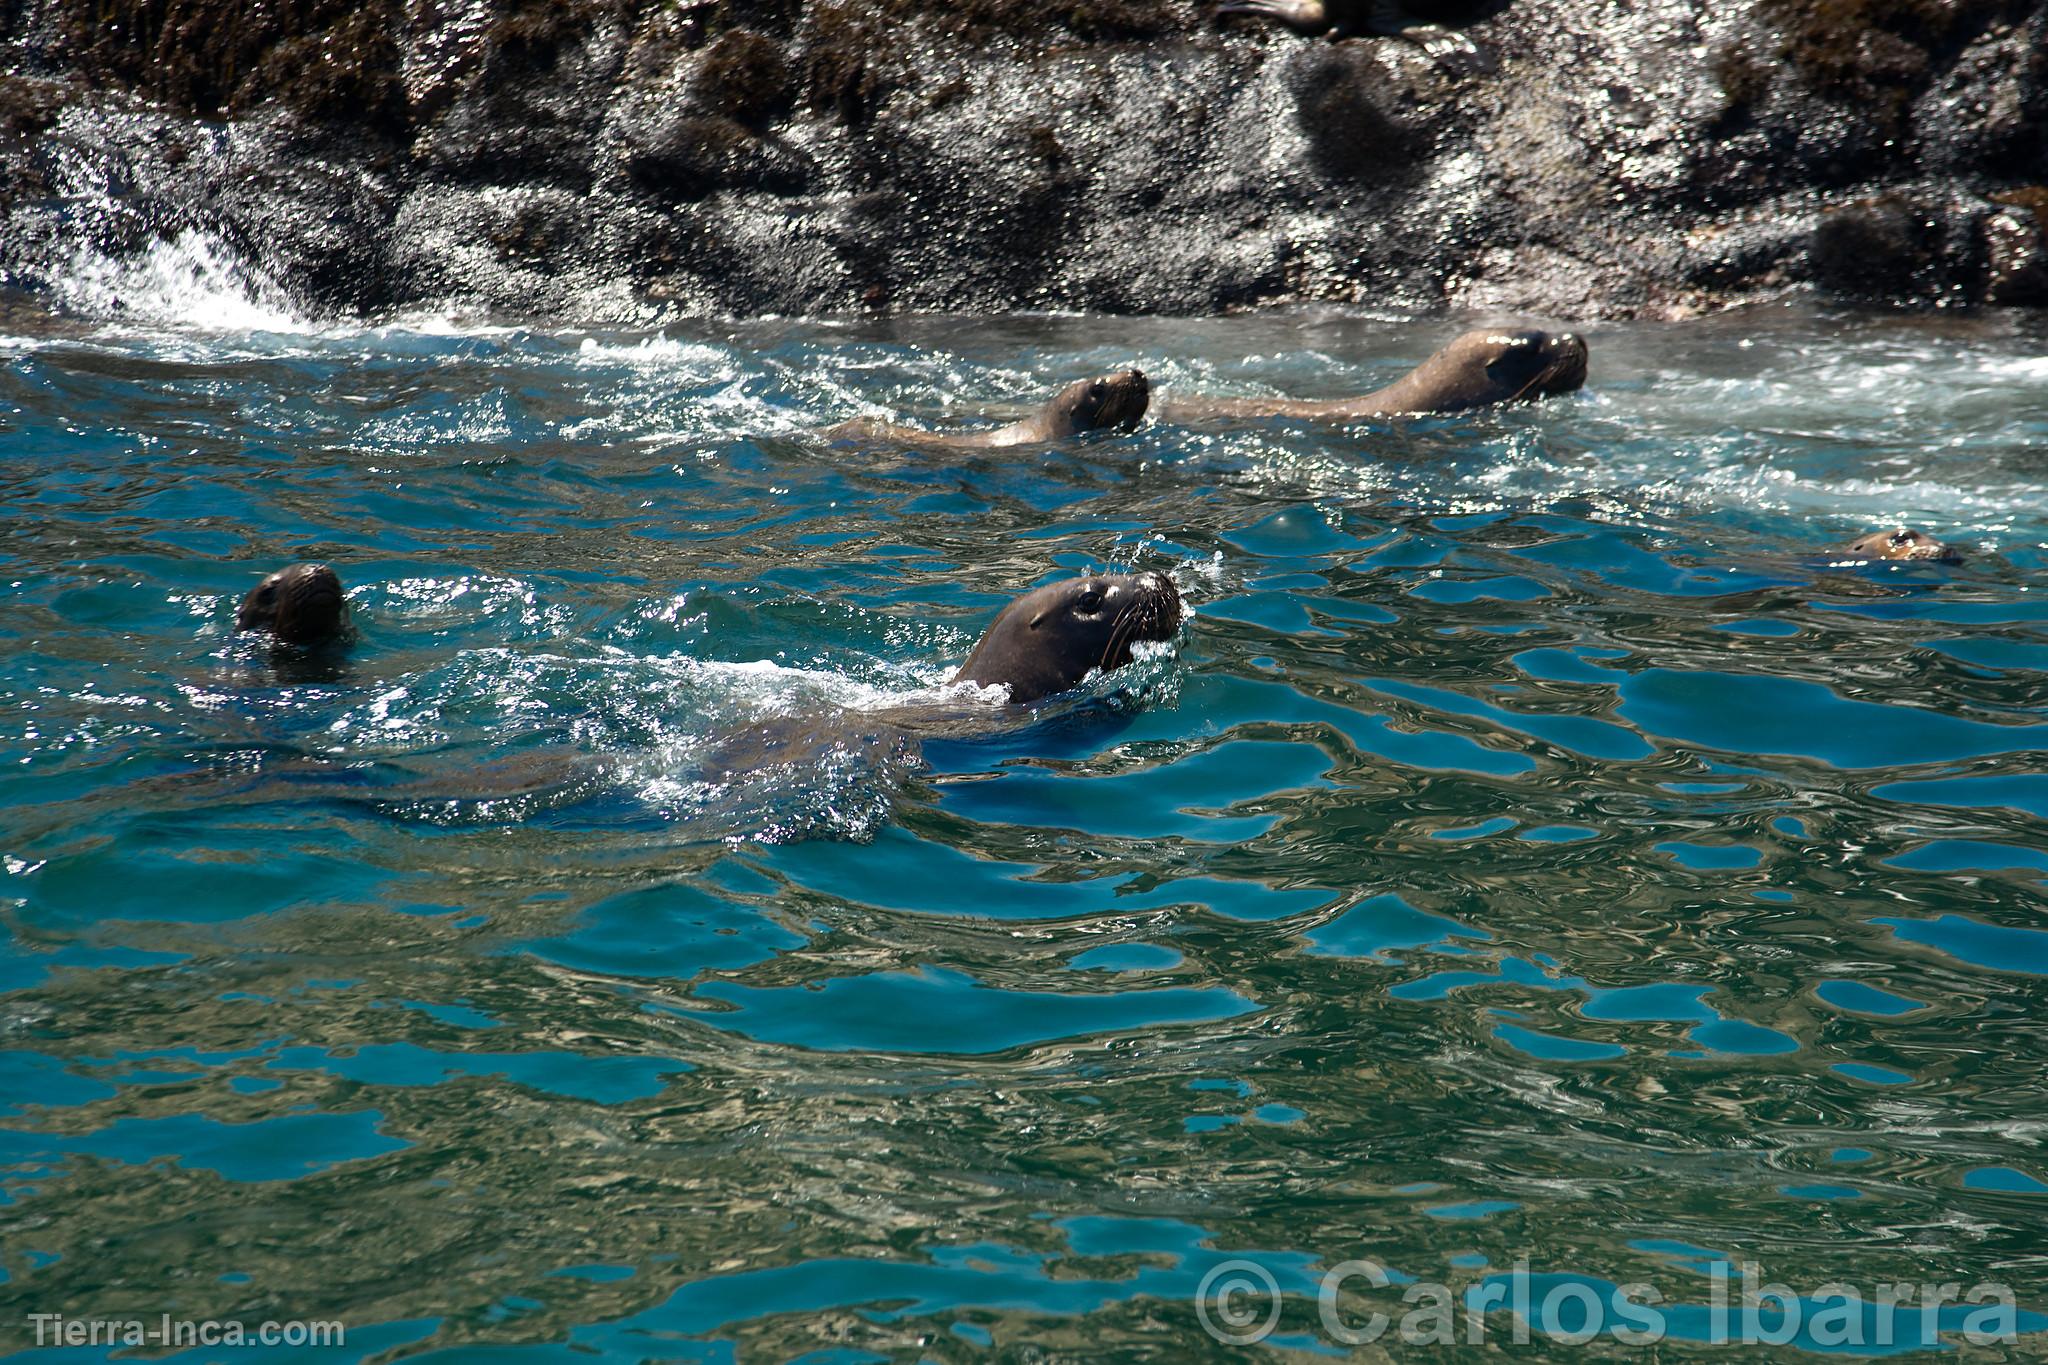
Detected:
left=0, top=298, right=2045, bottom=1358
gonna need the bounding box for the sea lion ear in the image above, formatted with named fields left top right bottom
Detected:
left=1027, top=610, right=1048, bottom=630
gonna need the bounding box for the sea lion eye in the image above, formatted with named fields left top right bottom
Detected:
left=1088, top=381, right=1106, bottom=399
left=1076, top=588, right=1105, bottom=612
left=1889, top=529, right=1913, bottom=546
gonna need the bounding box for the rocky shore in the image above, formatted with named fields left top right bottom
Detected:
left=2, top=0, right=2044, bottom=322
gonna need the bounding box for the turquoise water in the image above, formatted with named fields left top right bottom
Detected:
left=1, top=282, right=2046, bottom=1360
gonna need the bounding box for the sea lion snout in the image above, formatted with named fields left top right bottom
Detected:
left=1128, top=571, right=1183, bottom=638
left=1079, top=367, right=1151, bottom=433
left=1544, top=331, right=1589, bottom=392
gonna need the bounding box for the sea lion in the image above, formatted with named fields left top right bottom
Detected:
left=1216, top=0, right=1489, bottom=67
left=952, top=571, right=1184, bottom=704
left=235, top=563, right=351, bottom=647
left=1160, top=327, right=1587, bottom=423
left=1833, top=527, right=1964, bottom=564
left=828, top=368, right=1150, bottom=448
left=698, top=571, right=1186, bottom=785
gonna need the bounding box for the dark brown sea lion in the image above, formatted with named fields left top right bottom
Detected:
left=1217, top=0, right=1489, bottom=67
left=235, top=563, right=351, bottom=647
left=1160, top=327, right=1587, bottom=423
left=699, top=571, right=1186, bottom=783
left=952, top=571, right=1184, bottom=704
left=1833, top=527, right=1964, bottom=564
left=828, top=368, right=1150, bottom=448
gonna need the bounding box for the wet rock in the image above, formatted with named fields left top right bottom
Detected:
left=1808, top=191, right=1989, bottom=305
left=1811, top=196, right=1935, bottom=297
left=623, top=115, right=815, bottom=199
left=2, top=0, right=2046, bottom=321
left=1982, top=188, right=2048, bottom=304
left=1283, top=44, right=1439, bottom=183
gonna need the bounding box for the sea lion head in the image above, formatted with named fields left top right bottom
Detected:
left=235, top=563, right=350, bottom=646
left=1839, top=527, right=1963, bottom=564
left=1040, top=368, right=1150, bottom=438
left=951, top=570, right=1184, bottom=705
left=1464, top=328, right=1588, bottom=403
left=1388, top=328, right=1587, bottom=413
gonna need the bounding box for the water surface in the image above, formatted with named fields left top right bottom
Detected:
left=2, top=261, right=2046, bottom=1359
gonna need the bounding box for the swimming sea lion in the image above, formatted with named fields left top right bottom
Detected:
left=1160, top=327, right=1587, bottom=423
left=698, top=571, right=1186, bottom=784
left=1216, top=0, right=1488, bottom=67
left=828, top=368, right=1150, bottom=448
left=1834, top=528, right=1963, bottom=564
left=235, top=563, right=351, bottom=647
left=953, top=571, right=1184, bottom=704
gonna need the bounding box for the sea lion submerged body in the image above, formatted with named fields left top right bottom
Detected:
left=235, top=563, right=351, bottom=647
left=1160, top=327, right=1587, bottom=423
left=828, top=369, right=1149, bottom=448
left=1832, top=527, right=1964, bottom=565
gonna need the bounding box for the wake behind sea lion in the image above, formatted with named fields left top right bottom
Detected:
left=827, top=368, right=1150, bottom=448
left=1159, top=328, right=1587, bottom=423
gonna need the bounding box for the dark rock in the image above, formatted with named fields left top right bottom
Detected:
left=1808, top=191, right=1989, bottom=305
left=39, top=0, right=410, bottom=135
left=1983, top=187, right=2048, bottom=303
left=693, top=28, right=797, bottom=130
left=1285, top=45, right=1437, bottom=182
left=3, top=0, right=2047, bottom=322
left=624, top=114, right=814, bottom=199
left=1810, top=196, right=1934, bottom=297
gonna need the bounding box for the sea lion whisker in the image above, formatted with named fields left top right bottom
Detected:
left=1100, top=609, right=1140, bottom=671
left=1506, top=368, right=1549, bottom=404
left=1103, top=593, right=1164, bottom=669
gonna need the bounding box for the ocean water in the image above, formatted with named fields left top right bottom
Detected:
left=1, top=240, right=2046, bottom=1361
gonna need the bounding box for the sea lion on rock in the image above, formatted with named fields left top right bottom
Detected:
left=1833, top=527, right=1963, bottom=564
left=952, top=571, right=1184, bottom=704
left=1160, top=327, right=1587, bottom=423
left=828, top=368, right=1149, bottom=448
left=235, top=563, right=352, bottom=647
left=1217, top=0, right=1490, bottom=68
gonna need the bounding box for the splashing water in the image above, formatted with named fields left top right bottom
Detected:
left=49, top=229, right=310, bottom=333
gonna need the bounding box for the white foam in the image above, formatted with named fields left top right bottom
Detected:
left=672, top=656, right=1000, bottom=715
left=53, top=230, right=309, bottom=334
left=574, top=333, right=734, bottom=372
left=1976, top=354, right=2048, bottom=381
